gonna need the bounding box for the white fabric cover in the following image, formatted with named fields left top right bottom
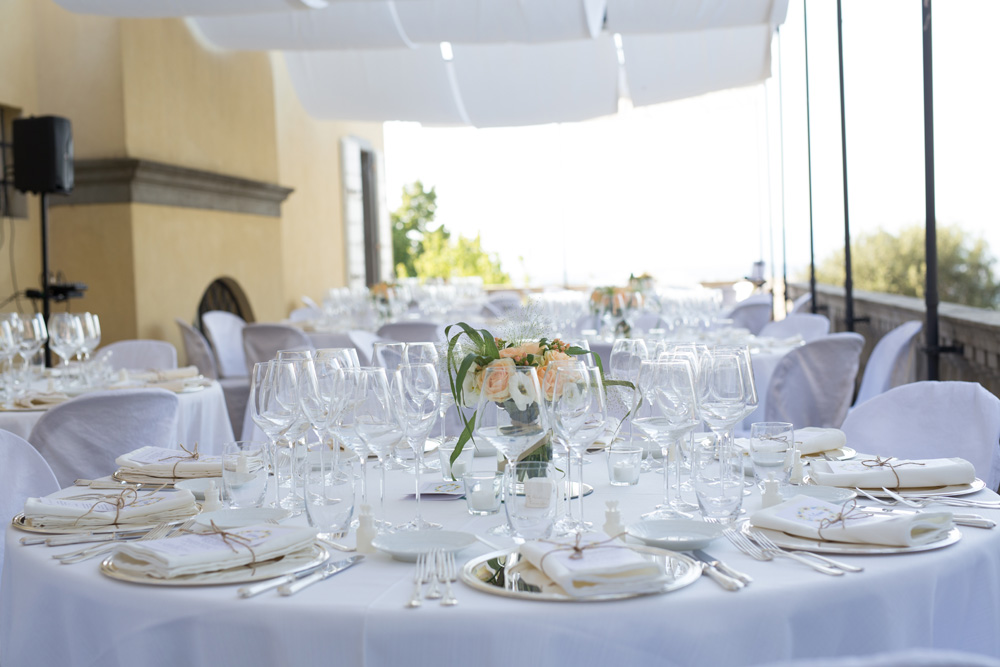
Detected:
left=727, top=295, right=772, bottom=335
left=841, top=381, right=1000, bottom=491
left=853, top=320, right=923, bottom=407
left=764, top=332, right=864, bottom=429
left=766, top=649, right=1000, bottom=667
left=790, top=292, right=813, bottom=314
left=605, top=0, right=786, bottom=33
left=396, top=0, right=605, bottom=44
left=759, top=314, right=831, bottom=342
left=220, top=377, right=251, bottom=440
left=53, top=0, right=329, bottom=17
left=0, top=430, right=58, bottom=576
left=175, top=319, right=219, bottom=380
left=376, top=321, right=444, bottom=343
left=288, top=307, right=322, bottom=323
left=242, top=324, right=315, bottom=371
left=101, top=340, right=178, bottom=371
left=202, top=311, right=249, bottom=379
left=348, top=330, right=389, bottom=367
left=27, top=389, right=180, bottom=487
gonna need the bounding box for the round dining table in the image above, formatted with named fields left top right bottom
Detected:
left=3, top=450, right=999, bottom=667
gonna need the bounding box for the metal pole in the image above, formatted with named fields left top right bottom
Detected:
left=803, top=0, right=818, bottom=315
left=40, top=192, right=52, bottom=367
left=923, top=0, right=940, bottom=380
left=836, top=0, right=855, bottom=332
left=777, top=27, right=788, bottom=315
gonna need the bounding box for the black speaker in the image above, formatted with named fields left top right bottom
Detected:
left=12, top=116, right=74, bottom=195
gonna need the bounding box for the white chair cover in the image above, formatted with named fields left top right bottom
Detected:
left=288, top=307, right=322, bottom=323
left=175, top=319, right=219, bottom=380
left=853, top=320, right=923, bottom=407
left=727, top=294, right=772, bottom=334
left=0, top=430, right=59, bottom=576
left=376, top=321, right=445, bottom=343
left=242, top=324, right=315, bottom=371
left=841, top=381, right=1000, bottom=490
left=101, top=340, right=178, bottom=371
left=763, top=648, right=1000, bottom=667
left=758, top=314, right=831, bottom=342
left=790, top=292, right=813, bottom=314
left=27, top=389, right=180, bottom=487
left=220, top=377, right=250, bottom=441
left=202, top=311, right=249, bottom=379
left=764, top=332, right=865, bottom=429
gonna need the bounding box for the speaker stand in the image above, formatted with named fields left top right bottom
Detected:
left=40, top=192, right=52, bottom=367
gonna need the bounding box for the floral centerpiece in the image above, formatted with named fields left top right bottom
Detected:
left=590, top=286, right=641, bottom=338
left=369, top=281, right=396, bottom=323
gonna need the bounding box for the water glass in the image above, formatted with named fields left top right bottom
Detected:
left=749, top=422, right=795, bottom=490
left=221, top=441, right=269, bottom=508
left=606, top=445, right=642, bottom=486
left=463, top=471, right=502, bottom=515
left=692, top=440, right=744, bottom=524
left=505, top=461, right=558, bottom=540
left=438, top=441, right=474, bottom=481
left=304, top=457, right=357, bottom=539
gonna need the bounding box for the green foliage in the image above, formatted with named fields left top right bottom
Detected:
left=810, top=224, right=1000, bottom=309
left=391, top=180, right=443, bottom=279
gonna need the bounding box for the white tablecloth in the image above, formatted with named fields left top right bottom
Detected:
left=3, top=452, right=1000, bottom=667
left=0, top=381, right=235, bottom=455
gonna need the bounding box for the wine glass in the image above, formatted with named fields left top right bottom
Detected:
left=355, top=367, right=401, bottom=530
left=249, top=361, right=282, bottom=509
left=474, top=364, right=549, bottom=539
left=373, top=342, right=406, bottom=371
left=633, top=359, right=700, bottom=520
left=48, top=313, right=84, bottom=388
left=542, top=359, right=586, bottom=534
left=0, top=319, right=17, bottom=401
left=298, top=355, right=348, bottom=484
left=700, top=351, right=748, bottom=502
left=404, top=342, right=439, bottom=366
left=332, top=367, right=380, bottom=517
left=17, top=313, right=47, bottom=383
left=394, top=363, right=441, bottom=531
left=259, top=359, right=308, bottom=512
left=77, top=313, right=101, bottom=385
left=316, top=347, right=360, bottom=369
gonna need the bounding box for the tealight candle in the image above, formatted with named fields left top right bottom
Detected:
left=451, top=459, right=470, bottom=480
left=469, top=486, right=496, bottom=511
left=612, top=460, right=637, bottom=483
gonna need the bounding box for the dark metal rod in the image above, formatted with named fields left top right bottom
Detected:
left=40, top=192, right=51, bottom=367
left=803, top=0, right=818, bottom=315
left=777, top=27, right=789, bottom=313
left=836, top=0, right=855, bottom=331
left=923, top=0, right=940, bottom=380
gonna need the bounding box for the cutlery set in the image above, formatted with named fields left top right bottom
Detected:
left=406, top=550, right=458, bottom=608
left=724, top=528, right=861, bottom=576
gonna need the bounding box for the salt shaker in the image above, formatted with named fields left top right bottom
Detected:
left=789, top=450, right=805, bottom=485
left=603, top=500, right=625, bottom=541
left=761, top=477, right=783, bottom=508
left=202, top=480, right=222, bottom=512
left=356, top=504, right=376, bottom=554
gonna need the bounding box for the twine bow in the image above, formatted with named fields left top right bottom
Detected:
left=537, top=532, right=628, bottom=573
left=817, top=499, right=867, bottom=541
left=181, top=520, right=260, bottom=573
left=72, top=487, right=139, bottom=526
left=159, top=443, right=200, bottom=478
left=861, top=456, right=925, bottom=489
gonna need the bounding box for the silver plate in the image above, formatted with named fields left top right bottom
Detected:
left=100, top=542, right=329, bottom=586
left=10, top=511, right=197, bottom=535
left=460, top=545, right=701, bottom=602
left=805, top=476, right=986, bottom=499
left=111, top=469, right=222, bottom=487
left=744, top=524, right=962, bottom=555
left=801, top=446, right=856, bottom=461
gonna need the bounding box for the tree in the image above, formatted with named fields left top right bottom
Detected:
left=811, top=224, right=1000, bottom=309
left=391, top=181, right=510, bottom=284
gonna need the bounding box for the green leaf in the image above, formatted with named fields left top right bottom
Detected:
left=451, top=412, right=477, bottom=466
left=481, top=329, right=500, bottom=358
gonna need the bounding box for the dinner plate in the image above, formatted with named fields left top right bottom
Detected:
left=801, top=447, right=856, bottom=461
left=195, top=508, right=289, bottom=529
left=461, top=545, right=701, bottom=602
left=174, top=479, right=216, bottom=500
left=371, top=530, right=476, bottom=562
left=806, top=476, right=986, bottom=498
left=100, top=542, right=329, bottom=586
left=112, top=469, right=222, bottom=486
left=744, top=524, right=962, bottom=556
left=10, top=512, right=193, bottom=536
left=626, top=520, right=724, bottom=551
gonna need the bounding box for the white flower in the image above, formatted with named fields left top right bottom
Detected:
left=461, top=367, right=481, bottom=408
left=508, top=372, right=536, bottom=411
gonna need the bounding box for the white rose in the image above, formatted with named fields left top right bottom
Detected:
left=461, top=366, right=481, bottom=408
left=507, top=371, right=537, bottom=411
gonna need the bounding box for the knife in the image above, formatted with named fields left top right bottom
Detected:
left=238, top=561, right=330, bottom=598
left=860, top=507, right=996, bottom=529
left=687, top=552, right=744, bottom=591
left=278, top=555, right=364, bottom=596
left=692, top=550, right=753, bottom=586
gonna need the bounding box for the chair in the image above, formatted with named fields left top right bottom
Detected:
left=101, top=340, right=178, bottom=371
left=853, top=320, right=923, bottom=407
left=762, top=648, right=1000, bottom=667
left=841, top=381, right=1000, bottom=490
left=175, top=318, right=219, bottom=379
left=790, top=292, right=813, bottom=314
left=28, top=388, right=180, bottom=487
left=758, top=314, right=831, bottom=342
left=727, top=294, right=772, bottom=334
left=376, top=321, right=444, bottom=343
left=348, top=330, right=388, bottom=366
left=242, top=323, right=315, bottom=370
left=764, top=332, right=865, bottom=429
left=202, top=310, right=249, bottom=378
left=288, top=306, right=322, bottom=323
left=0, top=430, right=59, bottom=575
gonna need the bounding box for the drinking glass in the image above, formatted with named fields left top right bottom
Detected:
left=404, top=342, right=439, bottom=366
left=692, top=436, right=744, bottom=523
left=298, top=354, right=348, bottom=483
left=304, top=455, right=357, bottom=540
left=355, top=367, right=401, bottom=529
left=332, top=367, right=381, bottom=516
left=394, top=363, right=441, bottom=531
left=221, top=440, right=270, bottom=508
left=17, top=313, right=47, bottom=383
left=373, top=342, right=406, bottom=371
left=749, top=421, right=795, bottom=490
left=257, top=359, right=308, bottom=512
left=248, top=361, right=282, bottom=508
left=504, top=461, right=558, bottom=540
left=463, top=471, right=503, bottom=515
left=609, top=338, right=649, bottom=465
left=474, top=364, right=549, bottom=536
left=76, top=313, right=101, bottom=385
left=315, top=347, right=360, bottom=369
left=48, top=313, right=84, bottom=387
left=700, top=352, right=747, bottom=457
left=0, top=320, right=17, bottom=401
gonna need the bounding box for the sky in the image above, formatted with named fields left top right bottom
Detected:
left=383, top=0, right=1000, bottom=290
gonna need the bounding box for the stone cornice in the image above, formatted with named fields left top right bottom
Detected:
left=49, top=158, right=293, bottom=217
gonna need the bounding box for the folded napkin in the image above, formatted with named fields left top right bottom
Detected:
left=23, top=488, right=198, bottom=529
left=125, top=366, right=200, bottom=383
left=11, top=392, right=70, bottom=410
left=810, top=456, right=976, bottom=489
left=116, top=445, right=223, bottom=480
left=114, top=523, right=317, bottom=578
left=518, top=533, right=665, bottom=598
left=795, top=427, right=847, bottom=456
left=751, top=494, right=953, bottom=547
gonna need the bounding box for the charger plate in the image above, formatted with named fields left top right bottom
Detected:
left=100, top=542, right=328, bottom=586
left=805, top=476, right=985, bottom=499
left=744, top=524, right=961, bottom=556
left=112, top=469, right=222, bottom=487
left=10, top=512, right=195, bottom=536
left=461, top=545, right=700, bottom=602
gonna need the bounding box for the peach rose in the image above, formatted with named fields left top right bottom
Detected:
left=481, top=358, right=516, bottom=403
left=542, top=350, right=571, bottom=366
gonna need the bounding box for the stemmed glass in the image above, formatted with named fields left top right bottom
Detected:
left=316, top=347, right=360, bottom=369
left=609, top=338, right=650, bottom=467
left=356, top=368, right=402, bottom=531
left=332, top=367, right=381, bottom=516
left=77, top=313, right=101, bottom=386
left=394, top=363, right=441, bottom=531
left=248, top=361, right=284, bottom=509
left=0, top=319, right=17, bottom=401
left=48, top=313, right=84, bottom=388
left=373, top=342, right=406, bottom=371
left=404, top=342, right=439, bottom=366
left=17, top=314, right=47, bottom=383
left=298, top=355, right=348, bottom=484
left=474, top=365, right=549, bottom=538
left=700, top=352, right=748, bottom=502
left=633, top=359, right=700, bottom=520
left=254, top=359, right=309, bottom=512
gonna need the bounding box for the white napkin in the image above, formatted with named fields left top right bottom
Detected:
left=795, top=427, right=847, bottom=456
left=809, top=456, right=976, bottom=489
left=518, top=533, right=665, bottom=598
left=751, top=494, right=953, bottom=547
left=23, top=488, right=198, bottom=529
left=10, top=392, right=69, bottom=410
left=116, top=445, right=224, bottom=480
left=126, top=366, right=200, bottom=382
left=114, top=523, right=317, bottom=578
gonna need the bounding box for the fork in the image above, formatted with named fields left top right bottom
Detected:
left=750, top=529, right=863, bottom=573
left=406, top=552, right=428, bottom=608
left=440, top=551, right=458, bottom=607
left=723, top=528, right=842, bottom=576
left=55, top=522, right=173, bottom=564
left=424, top=550, right=443, bottom=600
